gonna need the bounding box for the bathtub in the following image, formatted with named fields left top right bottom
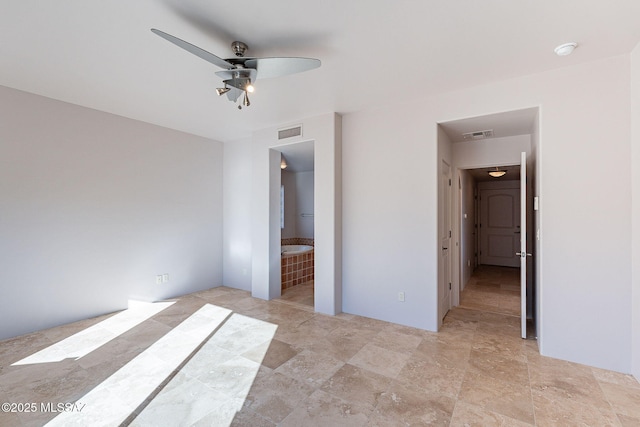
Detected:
left=281, top=245, right=314, bottom=255
left=281, top=245, right=314, bottom=290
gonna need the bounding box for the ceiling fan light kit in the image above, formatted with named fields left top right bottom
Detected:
left=151, top=29, right=320, bottom=109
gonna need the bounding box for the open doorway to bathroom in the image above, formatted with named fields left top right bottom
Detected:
left=278, top=141, right=315, bottom=308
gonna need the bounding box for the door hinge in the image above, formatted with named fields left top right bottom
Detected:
left=449, top=230, right=451, bottom=238
left=448, top=179, right=451, bottom=186
left=449, top=283, right=451, bottom=290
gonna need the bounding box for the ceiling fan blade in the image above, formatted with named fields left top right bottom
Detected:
left=243, top=57, right=320, bottom=80
left=151, top=28, right=235, bottom=70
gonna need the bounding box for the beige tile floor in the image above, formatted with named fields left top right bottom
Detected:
left=459, top=265, right=521, bottom=317
left=1, top=270, right=639, bottom=426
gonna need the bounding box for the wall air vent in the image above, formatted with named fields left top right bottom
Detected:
left=462, top=129, right=494, bottom=140
left=278, top=125, right=303, bottom=140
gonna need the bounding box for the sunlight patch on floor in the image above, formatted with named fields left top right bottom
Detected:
left=44, top=304, right=232, bottom=427
left=131, top=314, right=278, bottom=426
left=12, top=300, right=175, bottom=366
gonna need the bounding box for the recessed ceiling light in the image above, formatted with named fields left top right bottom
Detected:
left=554, top=42, right=577, bottom=56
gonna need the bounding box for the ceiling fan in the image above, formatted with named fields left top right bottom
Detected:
left=151, top=29, right=321, bottom=109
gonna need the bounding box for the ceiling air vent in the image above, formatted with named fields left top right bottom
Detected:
left=278, top=125, right=302, bottom=140
left=462, top=129, right=494, bottom=140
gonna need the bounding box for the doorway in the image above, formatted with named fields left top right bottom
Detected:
left=459, top=165, right=522, bottom=318
left=437, top=107, right=539, bottom=339
left=252, top=113, right=341, bottom=317
left=278, top=141, right=315, bottom=309
left=274, top=141, right=315, bottom=309
left=458, top=161, right=533, bottom=338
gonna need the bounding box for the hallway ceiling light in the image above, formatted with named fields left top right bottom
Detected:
left=280, top=156, right=288, bottom=169
left=554, top=42, right=577, bottom=56
left=488, top=167, right=506, bottom=178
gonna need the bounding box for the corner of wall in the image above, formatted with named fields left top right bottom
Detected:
left=630, top=41, right=640, bottom=380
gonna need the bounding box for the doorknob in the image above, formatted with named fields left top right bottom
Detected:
left=516, top=252, right=532, bottom=258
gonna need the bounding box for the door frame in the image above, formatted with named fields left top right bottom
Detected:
left=438, top=159, right=453, bottom=324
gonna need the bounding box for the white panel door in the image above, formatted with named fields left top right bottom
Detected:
left=518, top=152, right=529, bottom=339
left=479, top=188, right=520, bottom=267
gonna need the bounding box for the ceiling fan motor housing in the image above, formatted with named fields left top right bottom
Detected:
left=231, top=41, right=248, bottom=57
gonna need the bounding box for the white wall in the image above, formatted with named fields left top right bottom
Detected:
left=343, top=106, right=436, bottom=329
left=0, top=85, right=224, bottom=340
left=342, top=54, right=633, bottom=372
left=222, top=137, right=253, bottom=291
left=631, top=42, right=640, bottom=380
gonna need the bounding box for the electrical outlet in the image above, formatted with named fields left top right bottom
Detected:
left=155, top=275, right=163, bottom=285
left=162, top=274, right=169, bottom=283
left=398, top=292, right=405, bottom=302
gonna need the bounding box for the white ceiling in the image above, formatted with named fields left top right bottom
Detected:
left=1, top=1, right=639, bottom=143
left=439, top=108, right=539, bottom=143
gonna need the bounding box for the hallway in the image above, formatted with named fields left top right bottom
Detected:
left=459, top=265, right=521, bottom=317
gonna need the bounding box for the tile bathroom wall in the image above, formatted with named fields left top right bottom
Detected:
left=281, top=251, right=314, bottom=291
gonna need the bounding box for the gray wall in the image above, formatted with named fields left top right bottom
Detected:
left=281, top=170, right=315, bottom=240
left=0, top=86, right=224, bottom=340
left=281, top=170, right=297, bottom=239
left=294, top=171, right=315, bottom=239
